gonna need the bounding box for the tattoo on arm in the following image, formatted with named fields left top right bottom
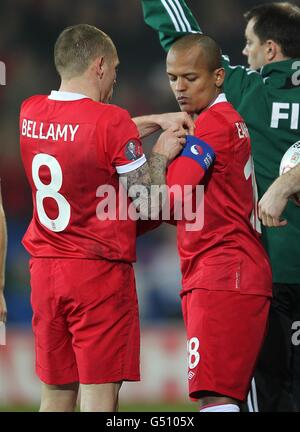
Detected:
left=149, top=153, right=168, bottom=185
left=120, top=153, right=168, bottom=219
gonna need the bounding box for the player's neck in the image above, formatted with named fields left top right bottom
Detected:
left=59, top=79, right=100, bottom=102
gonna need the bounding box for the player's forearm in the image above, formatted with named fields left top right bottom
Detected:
left=133, top=113, right=195, bottom=138
left=147, top=152, right=168, bottom=217
left=132, top=115, right=161, bottom=139
left=121, top=129, right=184, bottom=218
left=149, top=151, right=168, bottom=185
left=137, top=153, right=168, bottom=219
left=0, top=206, right=7, bottom=291
left=120, top=156, right=167, bottom=219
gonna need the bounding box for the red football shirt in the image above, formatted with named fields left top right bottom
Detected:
left=20, top=91, right=146, bottom=262
left=167, top=94, right=272, bottom=297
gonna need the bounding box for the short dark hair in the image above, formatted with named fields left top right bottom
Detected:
left=244, top=2, right=300, bottom=58
left=171, top=34, right=222, bottom=71
left=54, top=24, right=116, bottom=79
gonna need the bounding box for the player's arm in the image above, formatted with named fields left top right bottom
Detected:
left=0, top=183, right=7, bottom=323
left=141, top=0, right=260, bottom=107
left=258, top=164, right=300, bottom=227
left=167, top=136, right=216, bottom=220
left=120, top=128, right=186, bottom=219
left=132, top=112, right=194, bottom=138
left=167, top=135, right=215, bottom=206
left=136, top=135, right=215, bottom=233
left=141, top=0, right=201, bottom=51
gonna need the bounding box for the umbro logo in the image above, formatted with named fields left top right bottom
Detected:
left=188, top=371, right=195, bottom=380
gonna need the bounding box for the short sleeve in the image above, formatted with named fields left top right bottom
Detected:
left=98, top=107, right=147, bottom=174
left=167, top=135, right=215, bottom=188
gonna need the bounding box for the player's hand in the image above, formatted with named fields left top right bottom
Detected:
left=153, top=128, right=186, bottom=163
left=157, top=112, right=195, bottom=135
left=0, top=292, right=7, bottom=323
left=258, top=180, right=289, bottom=227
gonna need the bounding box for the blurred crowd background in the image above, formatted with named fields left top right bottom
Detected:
left=0, top=0, right=286, bottom=327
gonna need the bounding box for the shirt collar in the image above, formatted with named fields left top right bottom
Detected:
left=209, top=93, right=227, bottom=108
left=260, top=59, right=300, bottom=79
left=48, top=90, right=90, bottom=101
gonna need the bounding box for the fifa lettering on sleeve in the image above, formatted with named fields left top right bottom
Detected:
left=181, top=135, right=215, bottom=171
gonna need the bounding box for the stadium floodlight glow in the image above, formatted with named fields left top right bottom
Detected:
left=0, top=61, right=6, bottom=86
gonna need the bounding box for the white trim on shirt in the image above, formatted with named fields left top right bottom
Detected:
left=48, top=90, right=90, bottom=101
left=209, top=93, right=228, bottom=108
left=116, top=155, right=147, bottom=174
left=162, top=0, right=201, bottom=34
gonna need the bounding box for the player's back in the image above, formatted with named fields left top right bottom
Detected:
left=20, top=91, right=139, bottom=262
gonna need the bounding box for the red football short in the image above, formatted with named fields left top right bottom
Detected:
left=181, top=289, right=270, bottom=401
left=30, top=258, right=140, bottom=385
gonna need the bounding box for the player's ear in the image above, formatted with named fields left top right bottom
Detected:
left=95, top=57, right=105, bottom=79
left=214, top=68, right=225, bottom=88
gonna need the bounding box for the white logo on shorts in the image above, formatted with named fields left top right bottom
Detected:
left=188, top=371, right=195, bottom=380
left=0, top=322, right=6, bottom=345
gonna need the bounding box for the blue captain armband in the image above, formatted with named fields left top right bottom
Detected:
left=181, top=135, right=216, bottom=171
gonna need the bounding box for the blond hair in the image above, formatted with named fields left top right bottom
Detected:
left=54, top=24, right=116, bottom=79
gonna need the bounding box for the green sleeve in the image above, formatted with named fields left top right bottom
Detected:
left=141, top=0, right=201, bottom=51
left=141, top=1, right=262, bottom=104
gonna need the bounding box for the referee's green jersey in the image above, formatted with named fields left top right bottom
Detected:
left=141, top=0, right=300, bottom=284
